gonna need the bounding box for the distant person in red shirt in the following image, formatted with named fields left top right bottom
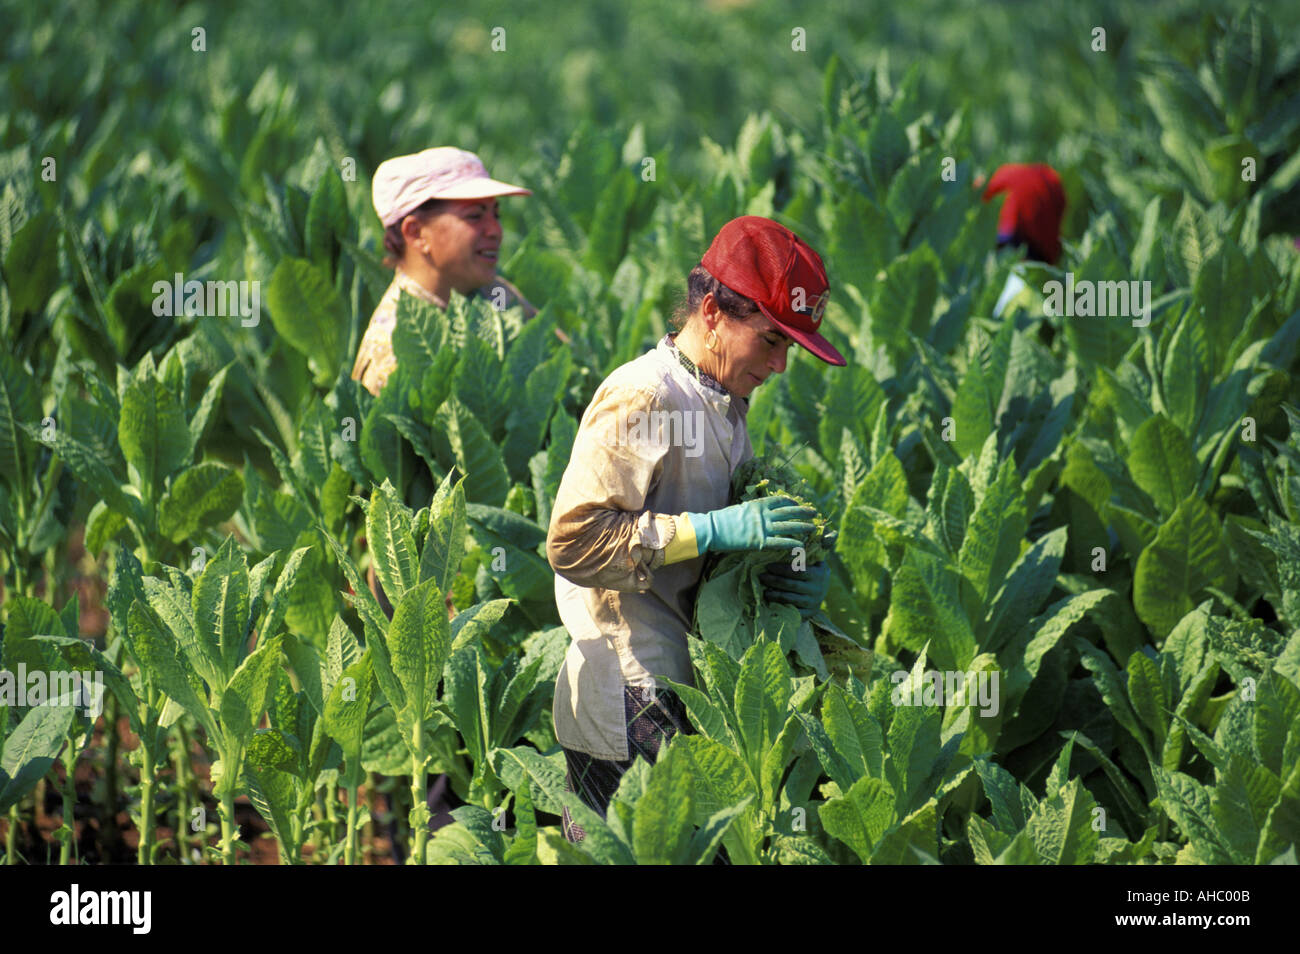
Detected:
left=981, top=163, right=1066, bottom=265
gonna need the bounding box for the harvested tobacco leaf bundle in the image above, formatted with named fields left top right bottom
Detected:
left=730, top=455, right=830, bottom=566
left=692, top=454, right=837, bottom=675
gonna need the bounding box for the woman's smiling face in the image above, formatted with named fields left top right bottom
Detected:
left=409, top=198, right=504, bottom=293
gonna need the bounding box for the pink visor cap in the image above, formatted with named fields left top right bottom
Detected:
left=371, top=147, right=532, bottom=227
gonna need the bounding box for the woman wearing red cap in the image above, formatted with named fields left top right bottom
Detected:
left=545, top=215, right=846, bottom=843
left=351, top=146, right=540, bottom=397
left=980, top=163, right=1067, bottom=317
left=981, top=163, right=1066, bottom=265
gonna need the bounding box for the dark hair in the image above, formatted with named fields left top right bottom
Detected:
left=669, top=265, right=758, bottom=331
left=382, top=197, right=452, bottom=268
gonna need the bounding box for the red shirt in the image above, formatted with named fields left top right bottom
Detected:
left=982, top=164, right=1066, bottom=265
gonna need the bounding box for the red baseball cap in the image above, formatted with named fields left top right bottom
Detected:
left=981, top=164, right=1065, bottom=265
left=701, top=216, right=846, bottom=366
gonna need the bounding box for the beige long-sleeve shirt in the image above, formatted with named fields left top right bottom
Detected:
left=547, top=334, right=754, bottom=760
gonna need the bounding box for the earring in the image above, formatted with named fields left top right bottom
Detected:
left=705, top=329, right=717, bottom=352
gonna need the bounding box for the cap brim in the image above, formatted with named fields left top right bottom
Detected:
left=756, top=302, right=847, bottom=366
left=433, top=177, right=533, bottom=200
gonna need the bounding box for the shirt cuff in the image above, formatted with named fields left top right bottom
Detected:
left=662, top=513, right=700, bottom=565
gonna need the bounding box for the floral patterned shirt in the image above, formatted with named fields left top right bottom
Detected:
left=350, top=268, right=537, bottom=396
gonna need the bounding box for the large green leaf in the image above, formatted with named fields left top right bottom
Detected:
left=425, top=807, right=506, bottom=865
left=818, top=364, right=887, bottom=462
left=157, top=462, right=243, bottom=543
left=1026, top=777, right=1100, bottom=865
left=839, top=450, right=910, bottom=602
left=391, top=291, right=450, bottom=369
left=28, top=633, right=141, bottom=736
left=465, top=504, right=553, bottom=606
left=869, top=800, right=939, bottom=864
left=357, top=365, right=409, bottom=485
left=1153, top=767, right=1234, bottom=864
left=1125, top=415, right=1198, bottom=517
left=864, top=110, right=910, bottom=194
left=265, top=257, right=347, bottom=386
left=261, top=545, right=313, bottom=645
left=1166, top=194, right=1222, bottom=289
left=828, top=192, right=899, bottom=298
left=128, top=599, right=218, bottom=739
left=0, top=350, right=40, bottom=499
left=187, top=364, right=230, bottom=457
left=694, top=561, right=750, bottom=661
left=386, top=578, right=452, bottom=728
left=498, top=745, right=570, bottom=817
left=193, top=536, right=251, bottom=682
left=453, top=335, right=508, bottom=434
left=884, top=699, right=942, bottom=815
left=630, top=745, right=697, bottom=864
left=367, top=479, right=419, bottom=607
left=1193, top=244, right=1255, bottom=369
left=1076, top=638, right=1151, bottom=762
left=975, top=758, right=1029, bottom=834
left=499, top=308, right=557, bottom=403
left=733, top=641, right=792, bottom=773
left=0, top=702, right=73, bottom=813
left=444, top=644, right=489, bottom=769
left=675, top=733, right=755, bottom=828
left=957, top=457, right=1027, bottom=604
left=822, top=682, right=883, bottom=780
left=23, top=421, right=141, bottom=523
left=440, top=397, right=509, bottom=505
left=420, top=472, right=468, bottom=597
left=219, top=634, right=284, bottom=749
left=119, top=357, right=191, bottom=494
left=1256, top=761, right=1300, bottom=864
left=1161, top=309, right=1211, bottom=436
left=504, top=348, right=571, bottom=478
left=322, top=653, right=375, bottom=785
left=1133, top=496, right=1234, bottom=638
left=290, top=397, right=334, bottom=490
left=951, top=322, right=1013, bottom=460
left=1255, top=672, right=1300, bottom=777
left=1126, top=649, right=1172, bottom=753
left=3, top=212, right=59, bottom=316
left=243, top=736, right=304, bottom=862
left=1163, top=660, right=1220, bottom=771
left=318, top=527, right=389, bottom=636
left=360, top=705, right=410, bottom=776
left=143, top=576, right=223, bottom=692
left=304, top=159, right=349, bottom=268
left=869, top=244, right=940, bottom=351
left=982, top=527, right=1066, bottom=651
left=1213, top=752, right=1282, bottom=864
left=883, top=549, right=976, bottom=672
left=819, top=776, right=897, bottom=864
left=968, top=813, right=1014, bottom=864
left=449, top=599, right=512, bottom=652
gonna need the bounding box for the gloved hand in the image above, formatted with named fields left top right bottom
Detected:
left=760, top=561, right=831, bottom=620
left=684, top=497, right=816, bottom=555
left=759, top=529, right=837, bottom=620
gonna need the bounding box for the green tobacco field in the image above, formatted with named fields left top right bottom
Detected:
left=2, top=0, right=1300, bottom=866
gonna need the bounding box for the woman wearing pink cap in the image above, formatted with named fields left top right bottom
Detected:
left=351, top=146, right=540, bottom=396
left=544, top=215, right=846, bottom=844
